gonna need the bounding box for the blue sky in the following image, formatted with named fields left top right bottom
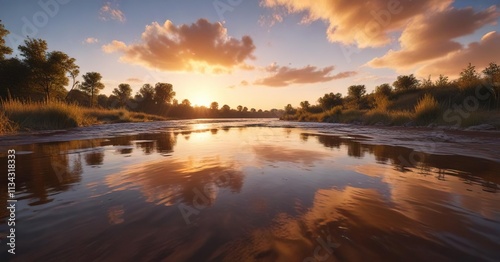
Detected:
left=1, top=0, right=499, bottom=109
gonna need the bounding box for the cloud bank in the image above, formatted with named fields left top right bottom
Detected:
left=102, top=19, right=256, bottom=73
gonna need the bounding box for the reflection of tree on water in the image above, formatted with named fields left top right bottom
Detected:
left=307, top=133, right=500, bottom=188
left=85, top=151, right=104, bottom=166
left=0, top=141, right=90, bottom=207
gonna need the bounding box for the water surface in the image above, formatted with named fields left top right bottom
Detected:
left=1, top=119, right=499, bottom=261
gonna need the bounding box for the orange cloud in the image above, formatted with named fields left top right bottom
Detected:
left=254, top=64, right=357, bottom=87
left=99, top=2, right=126, bottom=22
left=417, top=31, right=500, bottom=78
left=261, top=0, right=452, bottom=48
left=368, top=6, right=499, bottom=70
left=102, top=19, right=256, bottom=72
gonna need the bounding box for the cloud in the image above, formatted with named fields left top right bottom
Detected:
left=417, top=31, right=500, bottom=78
left=83, top=37, right=99, bottom=44
left=102, top=19, right=256, bottom=72
left=126, top=77, right=142, bottom=83
left=254, top=64, right=357, bottom=87
left=100, top=2, right=126, bottom=22
left=368, top=6, right=499, bottom=70
left=240, top=80, right=249, bottom=86
left=261, top=0, right=452, bottom=48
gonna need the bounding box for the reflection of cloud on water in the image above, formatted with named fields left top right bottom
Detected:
left=107, top=205, right=125, bottom=225
left=104, top=156, right=244, bottom=207
left=355, top=164, right=500, bottom=221
left=252, top=144, right=331, bottom=166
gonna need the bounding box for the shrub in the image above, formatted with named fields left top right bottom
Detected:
left=414, top=94, right=440, bottom=124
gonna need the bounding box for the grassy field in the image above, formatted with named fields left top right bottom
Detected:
left=0, top=100, right=166, bottom=134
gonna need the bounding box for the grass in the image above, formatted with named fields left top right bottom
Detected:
left=0, top=99, right=166, bottom=133
left=414, top=94, right=440, bottom=124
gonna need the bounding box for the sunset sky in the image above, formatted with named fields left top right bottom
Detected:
left=1, top=0, right=499, bottom=109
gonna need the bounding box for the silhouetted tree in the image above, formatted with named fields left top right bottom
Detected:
left=181, top=99, right=191, bottom=107
left=154, top=82, right=175, bottom=105
left=318, top=92, right=343, bottom=110
left=458, top=63, right=480, bottom=88
left=112, top=83, right=132, bottom=107
left=300, top=100, right=310, bottom=111
left=483, top=62, right=500, bottom=83
left=80, top=72, right=105, bottom=107
left=237, top=105, right=243, bottom=112
left=393, top=74, right=419, bottom=92
left=375, top=83, right=392, bottom=97
left=221, top=104, right=230, bottom=114
left=434, top=74, right=450, bottom=88
left=210, top=101, right=219, bottom=111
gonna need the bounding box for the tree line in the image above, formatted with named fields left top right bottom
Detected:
left=284, top=62, right=500, bottom=117
left=0, top=21, right=279, bottom=119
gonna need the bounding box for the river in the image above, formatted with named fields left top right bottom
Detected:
left=0, top=119, right=499, bottom=261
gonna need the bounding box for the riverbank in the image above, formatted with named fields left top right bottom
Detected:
left=0, top=100, right=166, bottom=134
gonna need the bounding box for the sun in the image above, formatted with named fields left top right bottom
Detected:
left=190, top=93, right=212, bottom=107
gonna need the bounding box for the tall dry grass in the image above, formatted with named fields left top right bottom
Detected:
left=0, top=99, right=166, bottom=133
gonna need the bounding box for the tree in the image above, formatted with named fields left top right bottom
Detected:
left=18, top=38, right=78, bottom=101
left=210, top=101, right=219, bottom=111
left=237, top=105, right=243, bottom=112
left=112, top=83, right=132, bottom=107
left=348, top=85, right=366, bottom=100
left=154, top=82, right=175, bottom=104
left=0, top=21, right=13, bottom=60
left=300, top=101, right=310, bottom=111
left=250, top=108, right=256, bottom=113
left=284, top=104, right=295, bottom=114
left=458, top=63, right=480, bottom=88
left=435, top=74, right=450, bottom=88
left=221, top=104, right=230, bottom=113
left=80, top=72, right=105, bottom=107
left=393, top=74, right=419, bottom=92
left=243, top=107, right=248, bottom=112
left=318, top=92, right=343, bottom=110
left=375, top=83, right=392, bottom=97
left=181, top=99, right=191, bottom=107
left=483, top=62, right=500, bottom=83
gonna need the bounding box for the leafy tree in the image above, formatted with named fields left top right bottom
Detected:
left=243, top=107, right=248, bottom=112
left=318, top=92, right=343, bottom=110
left=284, top=104, right=295, bottom=114
left=435, top=74, right=450, bottom=88
left=375, top=83, right=392, bottom=97
left=0, top=21, right=13, bottom=60
left=154, top=82, right=175, bottom=105
left=458, top=63, right=480, bottom=88
left=237, top=105, right=243, bottom=112
left=18, top=38, right=78, bottom=101
left=97, top=94, right=109, bottom=108
left=250, top=108, right=256, bottom=113
left=210, top=101, right=219, bottom=111
left=483, top=62, right=500, bottom=83
left=420, top=76, right=433, bottom=89
left=300, top=100, right=310, bottom=111
left=348, top=85, right=366, bottom=100
left=80, top=72, right=105, bottom=107
left=221, top=104, right=231, bottom=113
left=393, top=74, right=419, bottom=92
left=0, top=58, right=30, bottom=99
left=181, top=99, right=191, bottom=107
left=112, top=83, right=132, bottom=107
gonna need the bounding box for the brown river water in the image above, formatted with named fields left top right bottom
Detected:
left=0, top=119, right=499, bottom=261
